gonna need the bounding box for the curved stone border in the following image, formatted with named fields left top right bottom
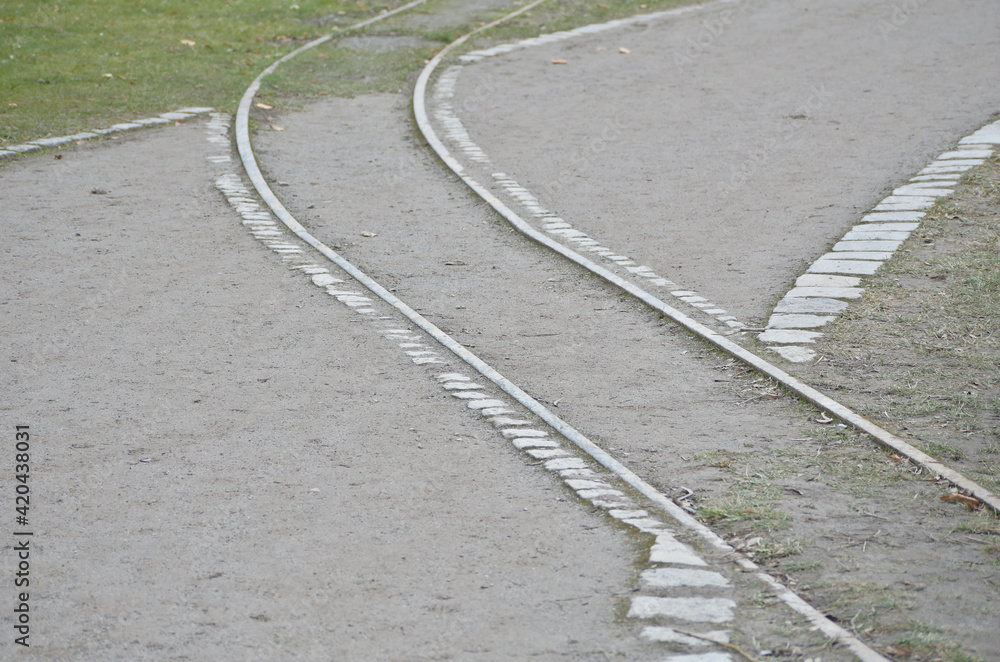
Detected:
left=413, top=1, right=1000, bottom=519
left=432, top=64, right=748, bottom=332
left=0, top=107, right=215, bottom=160
left=761, top=120, right=1000, bottom=363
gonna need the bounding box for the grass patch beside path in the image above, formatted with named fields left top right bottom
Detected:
left=1, top=0, right=700, bottom=145
left=0, top=0, right=372, bottom=144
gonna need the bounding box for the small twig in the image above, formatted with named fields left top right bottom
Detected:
left=672, top=629, right=763, bottom=662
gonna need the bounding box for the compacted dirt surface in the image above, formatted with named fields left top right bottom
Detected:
left=2, top=0, right=1000, bottom=660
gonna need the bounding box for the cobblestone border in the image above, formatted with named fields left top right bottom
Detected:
left=759, top=120, right=1000, bottom=362
left=0, top=107, right=215, bottom=160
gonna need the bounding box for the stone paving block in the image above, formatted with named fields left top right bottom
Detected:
left=772, top=345, right=817, bottom=363
left=861, top=211, right=925, bottom=222
left=758, top=329, right=824, bottom=344
left=892, top=185, right=952, bottom=197
left=874, top=200, right=935, bottom=211
left=879, top=195, right=937, bottom=205
left=641, top=627, right=731, bottom=646
left=0, top=150, right=14, bottom=160
left=926, top=159, right=984, bottom=167
left=842, top=230, right=910, bottom=241
left=795, top=274, right=862, bottom=287
left=627, top=596, right=735, bottom=623
left=919, top=165, right=974, bottom=174
left=660, top=652, right=733, bottom=662
left=134, top=117, right=172, bottom=126
left=853, top=222, right=919, bottom=232
left=911, top=173, right=960, bottom=182
left=820, top=251, right=892, bottom=260
left=774, top=297, right=849, bottom=314
left=767, top=313, right=836, bottom=328
left=807, top=259, right=882, bottom=275
left=938, top=149, right=992, bottom=159
left=649, top=534, right=707, bottom=566
left=832, top=240, right=902, bottom=252
left=786, top=286, right=863, bottom=300
left=960, top=127, right=1000, bottom=144
left=641, top=568, right=730, bottom=588
left=30, top=136, right=74, bottom=148
left=6, top=144, right=42, bottom=154
left=903, top=179, right=959, bottom=188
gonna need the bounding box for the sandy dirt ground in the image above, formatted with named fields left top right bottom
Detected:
left=2, top=0, right=999, bottom=660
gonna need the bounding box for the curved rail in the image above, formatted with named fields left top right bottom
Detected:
left=229, top=2, right=895, bottom=660
left=410, top=6, right=1000, bottom=518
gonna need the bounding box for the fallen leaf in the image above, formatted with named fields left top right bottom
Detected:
left=595, top=46, right=607, bottom=51
left=619, top=46, right=631, bottom=54
left=815, top=414, right=834, bottom=424
left=7, top=102, right=15, bottom=107
left=269, top=124, right=284, bottom=131
left=941, top=494, right=981, bottom=511
left=102, top=73, right=114, bottom=78
left=360, top=231, right=377, bottom=238
left=255, top=102, right=273, bottom=110
left=181, top=39, right=196, bottom=47
left=551, top=59, right=568, bottom=65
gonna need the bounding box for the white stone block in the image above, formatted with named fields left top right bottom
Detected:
left=892, top=185, right=952, bottom=197
left=627, top=597, right=735, bottom=622
left=879, top=195, right=936, bottom=205
left=512, top=438, right=559, bottom=449
left=786, top=286, right=863, bottom=299
left=861, top=211, right=925, bottom=222
left=758, top=329, right=824, bottom=344
left=842, top=230, right=910, bottom=241
left=808, top=260, right=882, bottom=275
left=641, top=627, right=730, bottom=646
left=545, top=458, right=588, bottom=471
left=641, top=568, right=730, bottom=588
left=772, top=346, right=817, bottom=363
left=874, top=201, right=935, bottom=211
left=795, top=274, right=861, bottom=287
left=649, top=534, right=707, bottom=566
left=820, top=251, right=892, bottom=261
left=774, top=297, right=849, bottom=314
left=833, top=240, right=902, bottom=252
left=767, top=313, right=837, bottom=328
left=938, top=150, right=992, bottom=159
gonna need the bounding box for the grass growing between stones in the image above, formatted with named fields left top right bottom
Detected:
left=797, top=151, right=1000, bottom=506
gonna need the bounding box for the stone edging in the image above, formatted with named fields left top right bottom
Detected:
left=0, top=107, right=215, bottom=160
left=760, top=120, right=1000, bottom=362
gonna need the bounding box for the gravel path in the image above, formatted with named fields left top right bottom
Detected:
left=3, top=0, right=999, bottom=659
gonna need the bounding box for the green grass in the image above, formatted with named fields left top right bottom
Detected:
left=0, top=0, right=372, bottom=144
left=0, top=0, right=698, bottom=145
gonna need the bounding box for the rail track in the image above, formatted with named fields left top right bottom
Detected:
left=213, top=0, right=1000, bottom=659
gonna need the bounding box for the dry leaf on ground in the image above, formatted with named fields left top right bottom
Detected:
left=941, top=494, right=981, bottom=511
